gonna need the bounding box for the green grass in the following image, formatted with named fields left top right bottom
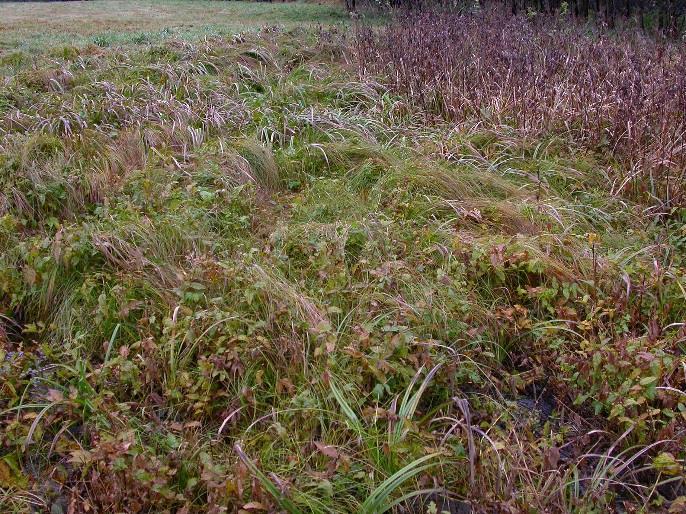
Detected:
left=0, top=0, right=350, bottom=53
left=0, top=10, right=684, bottom=514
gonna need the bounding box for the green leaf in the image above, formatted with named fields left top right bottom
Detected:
left=234, top=444, right=305, bottom=514
left=639, top=376, right=658, bottom=386
left=360, top=453, right=440, bottom=514
left=652, top=452, right=682, bottom=476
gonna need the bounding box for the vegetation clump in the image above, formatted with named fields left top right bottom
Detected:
left=355, top=7, right=686, bottom=210
left=0, top=12, right=685, bottom=514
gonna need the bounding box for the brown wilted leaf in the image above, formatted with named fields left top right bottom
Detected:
left=489, top=244, right=505, bottom=267
left=0, top=461, right=11, bottom=486
left=314, top=441, right=339, bottom=459
left=22, top=266, right=37, bottom=286
left=46, top=389, right=64, bottom=402
left=543, top=446, right=560, bottom=471
left=276, top=377, right=295, bottom=395
left=242, top=502, right=267, bottom=511
left=68, top=449, right=93, bottom=465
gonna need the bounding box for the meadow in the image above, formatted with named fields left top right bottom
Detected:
left=0, top=1, right=685, bottom=513
left=0, top=0, right=348, bottom=52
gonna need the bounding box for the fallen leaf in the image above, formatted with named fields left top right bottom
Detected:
left=68, top=450, right=92, bottom=465
left=544, top=446, right=560, bottom=471
left=46, top=389, right=64, bottom=402
left=0, top=461, right=11, bottom=486
left=314, top=441, right=339, bottom=459
left=242, top=502, right=267, bottom=511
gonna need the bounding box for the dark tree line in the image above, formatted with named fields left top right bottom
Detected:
left=347, top=0, right=686, bottom=34
left=509, top=0, right=686, bottom=31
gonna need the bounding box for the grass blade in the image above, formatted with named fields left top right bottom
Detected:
left=360, top=452, right=441, bottom=514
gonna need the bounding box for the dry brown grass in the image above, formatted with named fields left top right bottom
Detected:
left=355, top=8, right=686, bottom=211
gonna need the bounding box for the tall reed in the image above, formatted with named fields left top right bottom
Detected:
left=355, top=7, right=686, bottom=210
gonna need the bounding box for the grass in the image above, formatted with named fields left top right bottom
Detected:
left=0, top=0, right=349, bottom=53
left=0, top=3, right=685, bottom=513
left=355, top=8, right=686, bottom=210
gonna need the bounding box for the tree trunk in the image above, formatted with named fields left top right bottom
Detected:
left=607, top=0, right=615, bottom=27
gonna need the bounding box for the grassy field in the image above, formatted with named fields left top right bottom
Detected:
left=0, top=0, right=348, bottom=52
left=0, top=2, right=685, bottom=513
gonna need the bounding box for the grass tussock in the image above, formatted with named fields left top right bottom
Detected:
left=0, top=22, right=684, bottom=514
